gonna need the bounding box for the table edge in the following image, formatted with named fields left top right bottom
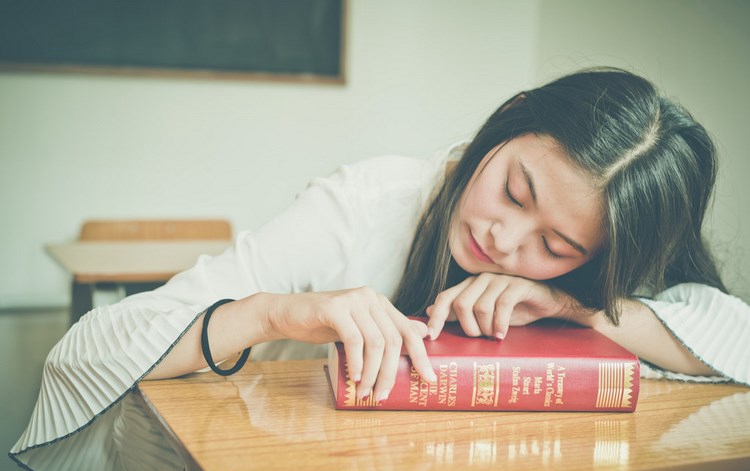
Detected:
left=133, top=387, right=205, bottom=471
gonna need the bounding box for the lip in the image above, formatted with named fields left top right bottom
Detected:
left=468, top=232, right=494, bottom=264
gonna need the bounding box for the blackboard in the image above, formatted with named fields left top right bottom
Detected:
left=0, top=0, right=345, bottom=83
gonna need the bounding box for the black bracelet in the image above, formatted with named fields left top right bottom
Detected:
left=201, top=298, right=251, bottom=376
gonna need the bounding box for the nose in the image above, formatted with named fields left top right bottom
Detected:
left=489, top=218, right=531, bottom=256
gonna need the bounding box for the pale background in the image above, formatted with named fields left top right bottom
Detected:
left=1, top=0, right=748, bottom=309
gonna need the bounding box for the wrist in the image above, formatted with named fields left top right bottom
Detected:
left=554, top=294, right=604, bottom=328
left=551, top=289, right=596, bottom=321
left=228, top=292, right=283, bottom=345
left=247, top=292, right=289, bottom=342
left=572, top=309, right=606, bottom=329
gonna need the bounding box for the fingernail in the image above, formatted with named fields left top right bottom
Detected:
left=358, top=388, right=371, bottom=401
left=494, top=331, right=505, bottom=341
left=377, top=389, right=390, bottom=402
left=427, top=371, right=438, bottom=383
left=351, top=373, right=361, bottom=383
left=427, top=327, right=435, bottom=340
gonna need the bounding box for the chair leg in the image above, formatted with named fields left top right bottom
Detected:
left=124, top=282, right=164, bottom=297
left=71, top=281, right=93, bottom=326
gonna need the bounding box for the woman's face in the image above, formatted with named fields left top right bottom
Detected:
left=449, top=133, right=605, bottom=280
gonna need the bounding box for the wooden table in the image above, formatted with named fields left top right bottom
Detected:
left=46, top=241, right=230, bottom=323
left=137, top=359, right=750, bottom=471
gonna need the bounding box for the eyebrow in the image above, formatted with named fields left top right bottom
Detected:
left=519, top=162, right=537, bottom=203
left=553, top=230, right=589, bottom=256
left=519, top=161, right=589, bottom=256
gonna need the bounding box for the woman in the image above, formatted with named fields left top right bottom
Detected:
left=11, top=68, right=749, bottom=468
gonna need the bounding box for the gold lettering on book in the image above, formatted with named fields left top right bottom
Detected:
left=509, top=366, right=521, bottom=403
left=409, top=366, right=420, bottom=404
left=418, top=374, right=430, bottom=407
left=448, top=362, right=457, bottom=406
left=596, top=362, right=635, bottom=409
left=555, top=366, right=566, bottom=405
left=437, top=362, right=458, bottom=406
left=533, top=376, right=542, bottom=394
left=408, top=365, right=433, bottom=407
left=471, top=362, right=500, bottom=407
left=544, top=362, right=555, bottom=407
left=542, top=363, right=567, bottom=407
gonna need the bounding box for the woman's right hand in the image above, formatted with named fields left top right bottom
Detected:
left=257, top=287, right=437, bottom=403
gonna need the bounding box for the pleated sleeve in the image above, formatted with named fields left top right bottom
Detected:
left=639, top=283, right=750, bottom=386
left=11, top=155, right=440, bottom=466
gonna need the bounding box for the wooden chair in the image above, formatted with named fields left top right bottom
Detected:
left=79, top=219, right=232, bottom=241
left=71, top=219, right=232, bottom=323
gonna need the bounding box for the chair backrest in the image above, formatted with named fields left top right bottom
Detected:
left=79, top=219, right=232, bottom=241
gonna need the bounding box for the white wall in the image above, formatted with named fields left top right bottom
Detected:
left=535, top=0, right=750, bottom=302
left=0, top=1, right=540, bottom=307
left=3, top=0, right=747, bottom=308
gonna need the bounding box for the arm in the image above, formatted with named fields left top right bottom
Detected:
left=576, top=298, right=717, bottom=376
left=144, top=293, right=271, bottom=380
left=16, top=159, right=433, bottom=455
left=145, top=289, right=436, bottom=404
left=426, top=274, right=748, bottom=382
left=147, top=158, right=439, bottom=390
left=629, top=283, right=750, bottom=385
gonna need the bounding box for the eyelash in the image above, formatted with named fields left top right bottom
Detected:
left=505, top=177, right=562, bottom=260
left=542, top=236, right=562, bottom=259
left=504, top=178, right=523, bottom=208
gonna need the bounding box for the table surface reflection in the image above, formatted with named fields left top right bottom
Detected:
left=137, top=359, right=750, bottom=471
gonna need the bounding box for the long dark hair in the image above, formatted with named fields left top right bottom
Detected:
left=393, top=67, right=727, bottom=324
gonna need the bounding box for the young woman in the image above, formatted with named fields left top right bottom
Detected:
left=11, top=68, right=750, bottom=468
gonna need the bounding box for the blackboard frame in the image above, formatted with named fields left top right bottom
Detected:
left=0, top=0, right=347, bottom=85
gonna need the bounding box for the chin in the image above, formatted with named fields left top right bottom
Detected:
left=452, top=253, right=477, bottom=274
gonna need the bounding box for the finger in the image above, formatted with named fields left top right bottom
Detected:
left=386, top=305, right=437, bottom=386
left=451, top=276, right=491, bottom=337
left=493, top=283, right=527, bottom=339
left=475, top=276, right=511, bottom=337
left=350, top=308, right=386, bottom=401
left=427, top=278, right=472, bottom=340
left=368, top=298, right=406, bottom=402
left=426, top=304, right=457, bottom=321
left=402, top=321, right=437, bottom=384
left=399, top=315, right=429, bottom=339
left=329, top=314, right=365, bottom=386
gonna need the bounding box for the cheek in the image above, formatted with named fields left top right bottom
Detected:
left=520, top=258, right=584, bottom=281
left=461, top=181, right=497, bottom=218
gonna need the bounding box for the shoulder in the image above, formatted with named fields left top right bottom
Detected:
left=334, top=155, right=442, bottom=189
left=313, top=155, right=445, bottom=204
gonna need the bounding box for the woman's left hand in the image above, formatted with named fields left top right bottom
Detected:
left=425, top=273, right=580, bottom=340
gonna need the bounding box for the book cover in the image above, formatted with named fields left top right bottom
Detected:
left=325, top=319, right=639, bottom=412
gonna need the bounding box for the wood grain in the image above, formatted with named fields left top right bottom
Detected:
left=138, top=359, right=750, bottom=471
left=79, top=219, right=232, bottom=241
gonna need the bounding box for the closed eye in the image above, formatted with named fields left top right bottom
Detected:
left=542, top=236, right=563, bottom=259
left=505, top=177, right=523, bottom=208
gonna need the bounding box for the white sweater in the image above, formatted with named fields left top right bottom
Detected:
left=10, top=154, right=750, bottom=466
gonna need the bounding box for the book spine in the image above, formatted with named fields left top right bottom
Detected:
left=330, top=345, right=638, bottom=412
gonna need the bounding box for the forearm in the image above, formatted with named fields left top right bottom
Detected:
left=575, top=298, right=716, bottom=376
left=144, top=293, right=275, bottom=380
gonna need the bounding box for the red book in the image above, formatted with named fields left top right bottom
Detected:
left=325, top=319, right=639, bottom=412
